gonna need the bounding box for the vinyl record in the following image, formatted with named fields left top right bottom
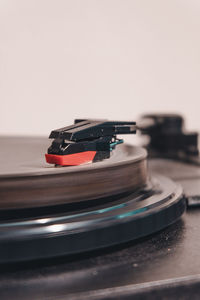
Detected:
left=0, top=137, right=186, bottom=263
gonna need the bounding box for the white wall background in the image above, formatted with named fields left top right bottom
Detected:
left=0, top=0, right=200, bottom=136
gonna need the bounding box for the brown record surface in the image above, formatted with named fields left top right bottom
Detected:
left=0, top=136, right=147, bottom=209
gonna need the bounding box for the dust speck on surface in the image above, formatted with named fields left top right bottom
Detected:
left=133, top=263, right=138, bottom=267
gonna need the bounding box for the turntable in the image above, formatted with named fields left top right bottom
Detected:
left=0, top=114, right=199, bottom=300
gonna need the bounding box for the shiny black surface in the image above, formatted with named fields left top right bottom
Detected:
left=0, top=175, right=185, bottom=263
left=0, top=210, right=200, bottom=299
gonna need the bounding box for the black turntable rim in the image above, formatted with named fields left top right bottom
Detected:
left=0, top=175, right=186, bottom=263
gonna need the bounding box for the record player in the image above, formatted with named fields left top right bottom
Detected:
left=0, top=113, right=199, bottom=300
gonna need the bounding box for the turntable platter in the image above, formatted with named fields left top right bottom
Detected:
left=0, top=136, right=147, bottom=209
left=0, top=136, right=186, bottom=263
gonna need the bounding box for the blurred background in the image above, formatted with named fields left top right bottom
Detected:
left=0, top=0, right=200, bottom=136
